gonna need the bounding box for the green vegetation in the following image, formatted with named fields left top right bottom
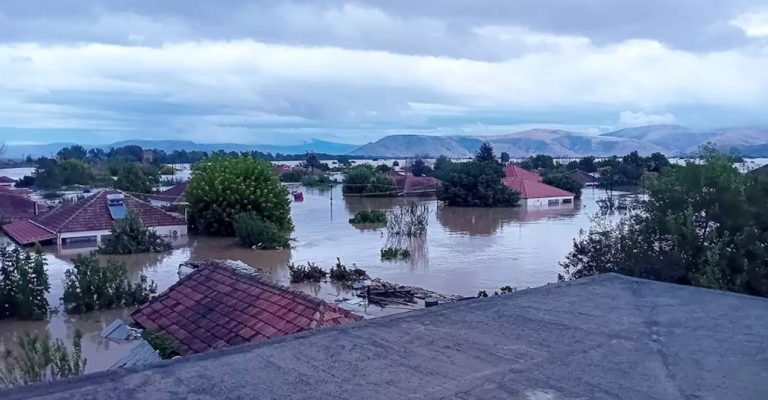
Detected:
left=233, top=212, right=291, bottom=250
left=477, top=285, right=517, bottom=297
left=279, top=169, right=306, bottom=183
left=542, top=174, right=583, bottom=200
left=0, top=330, right=86, bottom=389
left=342, top=165, right=397, bottom=197
left=387, top=203, right=429, bottom=237
left=186, top=154, right=293, bottom=236
left=287, top=262, right=327, bottom=283
left=500, top=152, right=511, bottom=163
left=159, top=165, right=175, bottom=175
left=142, top=329, right=180, bottom=360
left=33, top=159, right=93, bottom=189
left=561, top=149, right=768, bottom=297
left=61, top=254, right=157, bottom=314
left=432, top=155, right=453, bottom=180
left=99, top=212, right=173, bottom=255
left=349, top=210, right=387, bottom=224
left=437, top=143, right=520, bottom=207
left=114, top=164, right=158, bottom=194
left=329, top=258, right=369, bottom=284
left=380, top=247, right=411, bottom=261
left=410, top=158, right=433, bottom=177
left=0, top=246, right=50, bottom=321
left=595, top=151, right=671, bottom=188
left=301, top=173, right=335, bottom=187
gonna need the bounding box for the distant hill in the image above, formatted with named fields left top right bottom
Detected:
left=3, top=139, right=358, bottom=159
left=350, top=125, right=768, bottom=158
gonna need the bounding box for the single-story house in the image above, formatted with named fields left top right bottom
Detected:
left=387, top=171, right=440, bottom=196
left=0, top=176, right=15, bottom=187
left=567, top=169, right=599, bottom=187
left=0, top=191, right=45, bottom=224
left=502, top=165, right=575, bottom=207
left=149, top=181, right=188, bottom=207
left=131, top=261, right=362, bottom=355
left=2, top=189, right=187, bottom=246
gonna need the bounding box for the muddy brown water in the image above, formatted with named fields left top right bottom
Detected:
left=0, top=184, right=614, bottom=374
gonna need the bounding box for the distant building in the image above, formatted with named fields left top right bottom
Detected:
left=149, top=181, right=188, bottom=207
left=567, top=169, right=599, bottom=187
left=502, top=165, right=575, bottom=207
left=0, top=176, right=15, bottom=187
left=131, top=261, right=362, bottom=355
left=2, top=190, right=187, bottom=246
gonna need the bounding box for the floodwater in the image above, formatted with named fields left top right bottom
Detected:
left=0, top=185, right=613, bottom=372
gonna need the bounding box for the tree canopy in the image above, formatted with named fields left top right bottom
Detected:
left=342, top=165, right=397, bottom=197
left=437, top=144, right=520, bottom=207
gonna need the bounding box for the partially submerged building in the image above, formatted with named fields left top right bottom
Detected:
left=1, top=190, right=187, bottom=246
left=502, top=165, right=575, bottom=207
left=149, top=181, right=188, bottom=208
left=0, top=176, right=15, bottom=187
left=567, top=169, right=599, bottom=187
left=388, top=171, right=440, bottom=196
left=131, top=261, right=362, bottom=355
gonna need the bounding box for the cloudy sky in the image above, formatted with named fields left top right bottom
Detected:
left=1, top=0, right=767, bottom=145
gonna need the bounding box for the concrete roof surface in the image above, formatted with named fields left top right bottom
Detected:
left=5, top=273, right=768, bottom=400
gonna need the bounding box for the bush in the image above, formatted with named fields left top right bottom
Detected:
left=342, top=165, right=397, bottom=197
left=61, top=254, right=157, bottom=314
left=0, top=330, right=86, bottom=389
left=159, top=165, right=176, bottom=175
left=114, top=164, right=157, bottom=194
left=542, top=174, right=583, bottom=200
left=187, top=155, right=292, bottom=236
left=280, top=169, right=307, bottom=183
left=288, top=262, right=327, bottom=283
left=329, top=258, right=368, bottom=284
left=349, top=210, right=387, bottom=224
left=233, top=212, right=291, bottom=249
left=380, top=247, right=411, bottom=261
left=387, top=203, right=429, bottom=237
left=142, top=329, right=180, bottom=360
left=99, top=212, right=173, bottom=255
left=0, top=246, right=50, bottom=321
left=301, top=174, right=335, bottom=187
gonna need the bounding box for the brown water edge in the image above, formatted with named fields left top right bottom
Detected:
left=0, top=185, right=622, bottom=375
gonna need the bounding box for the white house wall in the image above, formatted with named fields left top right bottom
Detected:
left=523, top=196, right=574, bottom=208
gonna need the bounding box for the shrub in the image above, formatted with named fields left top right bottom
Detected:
left=0, top=246, right=50, bottom=321
left=280, top=169, right=307, bottom=183
left=342, top=165, right=397, bottom=196
left=61, top=254, right=157, bottom=314
left=349, top=210, right=387, bottom=224
left=329, top=258, right=368, bottom=284
left=387, top=203, right=429, bottom=237
left=542, top=174, right=583, bottom=200
left=233, top=212, right=291, bottom=249
left=380, top=247, right=411, bottom=261
left=287, top=262, right=327, bottom=283
left=301, top=174, right=335, bottom=187
left=99, top=212, right=173, bottom=255
left=0, top=330, right=86, bottom=389
left=159, top=165, right=176, bottom=175
left=187, top=155, right=292, bottom=236
left=142, top=329, right=180, bottom=360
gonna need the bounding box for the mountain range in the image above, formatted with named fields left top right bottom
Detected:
left=3, top=125, right=767, bottom=159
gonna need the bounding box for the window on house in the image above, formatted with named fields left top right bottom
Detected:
left=548, top=199, right=560, bottom=206
left=562, top=198, right=573, bottom=204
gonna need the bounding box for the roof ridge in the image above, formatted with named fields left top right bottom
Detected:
left=51, top=190, right=106, bottom=232
left=122, top=189, right=187, bottom=221
left=28, top=219, right=56, bottom=234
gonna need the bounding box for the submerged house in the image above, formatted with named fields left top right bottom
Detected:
left=0, top=191, right=45, bottom=224
left=567, top=169, right=599, bottom=187
left=502, top=165, right=575, bottom=207
left=2, top=190, right=187, bottom=246
left=131, top=261, right=361, bottom=355
left=387, top=171, right=440, bottom=196
left=0, top=176, right=15, bottom=187
left=149, top=181, right=188, bottom=207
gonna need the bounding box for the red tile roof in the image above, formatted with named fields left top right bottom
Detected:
left=2, top=219, right=56, bottom=245
left=503, top=165, right=543, bottom=182
left=0, top=192, right=41, bottom=223
left=387, top=171, right=440, bottom=196
left=148, top=181, right=187, bottom=204
left=0, top=176, right=15, bottom=184
left=502, top=177, right=574, bottom=199
left=131, top=261, right=362, bottom=355
left=34, top=190, right=185, bottom=233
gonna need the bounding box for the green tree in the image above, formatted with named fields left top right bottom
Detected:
left=233, top=212, right=291, bottom=249
left=114, top=164, right=156, bottom=194
left=0, top=331, right=86, bottom=389
left=562, top=150, right=768, bottom=297
left=578, top=156, right=597, bottom=173
left=542, top=174, right=583, bottom=200
left=410, top=158, right=432, bottom=177
left=437, top=161, right=520, bottom=207
left=0, top=247, right=50, bottom=321
left=99, top=212, right=173, bottom=255
left=187, top=154, right=292, bottom=236
left=433, top=155, right=453, bottom=180
left=474, top=142, right=496, bottom=163
left=500, top=152, right=511, bottom=163
left=56, top=145, right=87, bottom=161
left=342, top=165, right=397, bottom=196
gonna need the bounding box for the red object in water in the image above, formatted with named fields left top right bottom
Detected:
left=292, top=192, right=304, bottom=202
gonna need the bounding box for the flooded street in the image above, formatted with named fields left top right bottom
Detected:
left=0, top=183, right=613, bottom=373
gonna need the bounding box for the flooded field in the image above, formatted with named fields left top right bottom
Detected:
left=0, top=184, right=615, bottom=372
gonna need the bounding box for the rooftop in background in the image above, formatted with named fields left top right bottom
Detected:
left=387, top=171, right=440, bottom=196
left=6, top=273, right=768, bottom=400
left=148, top=181, right=188, bottom=206
left=503, top=165, right=543, bottom=182
left=0, top=176, right=16, bottom=185
left=131, top=261, right=362, bottom=355
left=0, top=192, right=43, bottom=224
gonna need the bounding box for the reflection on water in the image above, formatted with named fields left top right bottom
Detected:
left=0, top=185, right=614, bottom=374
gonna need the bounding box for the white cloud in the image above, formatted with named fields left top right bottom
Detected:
left=732, top=11, right=768, bottom=37
left=618, top=111, right=678, bottom=127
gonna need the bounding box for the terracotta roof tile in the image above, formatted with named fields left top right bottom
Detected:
left=2, top=219, right=57, bottom=245
left=0, top=176, right=15, bottom=184
left=503, top=165, right=543, bottom=182
left=131, top=261, right=362, bottom=355
left=502, top=177, right=575, bottom=199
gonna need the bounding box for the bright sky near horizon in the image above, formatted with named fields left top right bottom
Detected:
left=1, top=0, right=767, bottom=145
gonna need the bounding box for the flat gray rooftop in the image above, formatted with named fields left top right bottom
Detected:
left=5, top=273, right=768, bottom=400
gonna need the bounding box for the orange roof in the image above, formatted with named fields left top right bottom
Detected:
left=503, top=177, right=574, bottom=199
left=503, top=165, right=543, bottom=182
